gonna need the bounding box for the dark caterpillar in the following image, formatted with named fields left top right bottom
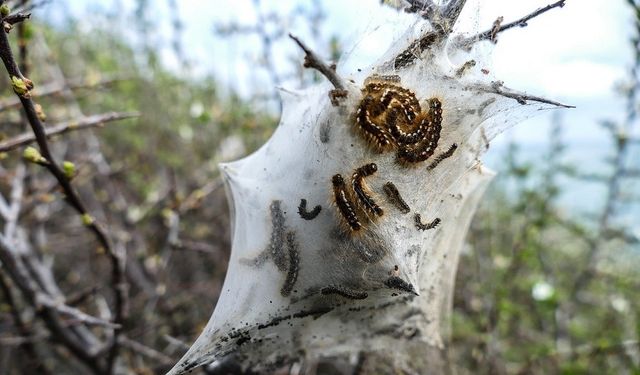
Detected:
left=395, top=98, right=443, bottom=165
left=321, top=285, right=368, bottom=300
left=332, top=174, right=362, bottom=232
left=414, top=214, right=441, bottom=231
left=280, top=231, right=300, bottom=297
left=383, top=182, right=410, bottom=214
left=427, top=143, right=458, bottom=170
left=298, top=198, right=321, bottom=220
left=352, top=163, right=384, bottom=217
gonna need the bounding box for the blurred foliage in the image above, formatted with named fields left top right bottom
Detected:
left=453, top=125, right=640, bottom=374
left=0, top=13, right=277, bottom=375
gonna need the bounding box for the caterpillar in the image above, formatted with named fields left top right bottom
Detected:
left=332, top=174, right=362, bottom=232
left=382, top=182, right=410, bottom=214
left=427, top=143, right=458, bottom=171
left=268, top=200, right=288, bottom=271
left=280, top=231, right=300, bottom=297
left=354, top=96, right=395, bottom=152
left=395, top=98, right=443, bottom=165
left=297, top=198, right=321, bottom=220
left=321, top=285, right=369, bottom=300
left=355, top=77, right=448, bottom=167
left=414, top=214, right=441, bottom=231
left=352, top=163, right=384, bottom=217
left=384, top=276, right=418, bottom=295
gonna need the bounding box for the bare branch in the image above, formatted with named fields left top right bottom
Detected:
left=289, top=33, right=346, bottom=91
left=42, top=297, right=121, bottom=329
left=470, top=81, right=575, bottom=108
left=458, top=0, right=566, bottom=48
left=0, top=111, right=139, bottom=152
left=3, top=12, right=31, bottom=26
left=119, top=336, right=174, bottom=364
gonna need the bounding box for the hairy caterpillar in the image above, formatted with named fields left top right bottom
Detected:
left=352, top=163, right=384, bottom=217
left=427, top=143, right=458, bottom=170
left=332, top=174, right=362, bottom=232
left=355, top=77, right=447, bottom=168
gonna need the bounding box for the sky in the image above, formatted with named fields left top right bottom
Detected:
left=42, top=0, right=637, bottom=218
left=46, top=0, right=633, bottom=139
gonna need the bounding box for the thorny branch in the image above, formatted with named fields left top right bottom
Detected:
left=0, top=4, right=128, bottom=373
left=458, top=0, right=567, bottom=48
left=0, top=111, right=139, bottom=152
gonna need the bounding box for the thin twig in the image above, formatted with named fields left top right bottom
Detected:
left=0, top=76, right=129, bottom=112
left=119, top=336, right=174, bottom=364
left=4, top=12, right=31, bottom=26
left=458, top=0, right=566, bottom=48
left=44, top=298, right=121, bottom=329
left=289, top=33, right=345, bottom=91
left=0, top=111, right=139, bottom=152
left=470, top=82, right=575, bottom=108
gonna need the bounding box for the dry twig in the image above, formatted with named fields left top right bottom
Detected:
left=0, top=111, right=139, bottom=152
left=289, top=33, right=346, bottom=92
left=458, top=0, right=566, bottom=48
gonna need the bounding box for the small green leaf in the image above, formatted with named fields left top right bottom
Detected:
left=81, top=213, right=94, bottom=226
left=0, top=4, right=10, bottom=17
left=63, top=161, right=76, bottom=179
left=23, top=146, right=45, bottom=163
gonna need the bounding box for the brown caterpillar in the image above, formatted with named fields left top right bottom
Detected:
left=385, top=106, right=426, bottom=145
left=354, top=95, right=395, bottom=152
left=321, top=285, right=368, bottom=300
left=414, top=214, right=441, bottom=231
left=332, top=174, right=362, bottom=232
left=427, top=143, right=458, bottom=171
left=383, top=182, right=410, bottom=214
left=395, top=98, right=443, bottom=165
left=355, top=77, right=447, bottom=168
left=280, top=231, right=299, bottom=297
left=298, top=199, right=321, bottom=220
left=352, top=163, right=383, bottom=217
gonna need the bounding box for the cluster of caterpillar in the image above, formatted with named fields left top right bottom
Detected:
left=332, top=163, right=383, bottom=233
left=354, top=75, right=457, bottom=167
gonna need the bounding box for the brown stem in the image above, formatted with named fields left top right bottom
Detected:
left=289, top=33, right=345, bottom=91
left=0, top=111, right=139, bottom=152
